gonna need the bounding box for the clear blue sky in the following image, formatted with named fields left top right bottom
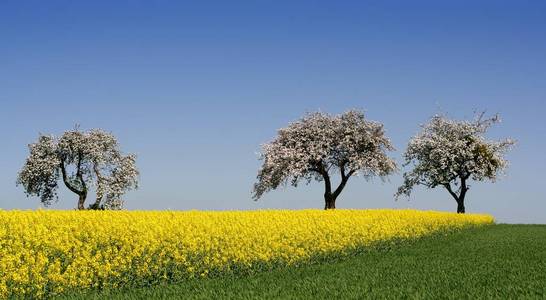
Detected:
left=1, top=1, right=545, bottom=223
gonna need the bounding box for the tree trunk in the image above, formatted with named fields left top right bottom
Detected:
left=456, top=187, right=466, bottom=214
left=457, top=177, right=468, bottom=214
left=61, top=157, right=88, bottom=210
left=322, top=170, right=334, bottom=210
left=445, top=178, right=468, bottom=214
left=314, top=162, right=355, bottom=210
left=324, top=194, right=336, bottom=210
left=77, top=193, right=87, bottom=210
left=457, top=200, right=465, bottom=214
left=320, top=165, right=352, bottom=210
left=88, top=197, right=103, bottom=210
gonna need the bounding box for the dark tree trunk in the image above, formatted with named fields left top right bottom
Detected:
left=320, top=165, right=353, bottom=210
left=457, top=177, right=468, bottom=214
left=323, top=173, right=335, bottom=210
left=60, top=155, right=88, bottom=210
left=77, top=193, right=87, bottom=210
left=88, top=196, right=103, bottom=210
left=90, top=165, right=105, bottom=210
left=457, top=200, right=465, bottom=214
left=324, top=194, right=337, bottom=210
left=444, top=176, right=469, bottom=214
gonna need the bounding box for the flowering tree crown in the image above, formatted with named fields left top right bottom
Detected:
left=17, top=128, right=139, bottom=209
left=396, top=113, right=514, bottom=212
left=253, top=110, right=396, bottom=207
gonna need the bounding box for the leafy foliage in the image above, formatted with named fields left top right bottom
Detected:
left=17, top=128, right=139, bottom=209
left=253, top=110, right=396, bottom=205
left=396, top=113, right=514, bottom=211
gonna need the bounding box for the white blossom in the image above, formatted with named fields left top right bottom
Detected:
left=396, top=113, right=515, bottom=213
left=17, top=128, right=139, bottom=210
left=253, top=110, right=397, bottom=209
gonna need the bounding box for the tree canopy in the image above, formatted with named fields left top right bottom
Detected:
left=396, top=113, right=515, bottom=213
left=253, top=110, right=396, bottom=209
left=17, top=128, right=139, bottom=209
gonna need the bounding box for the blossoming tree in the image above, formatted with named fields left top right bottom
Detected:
left=17, top=128, right=139, bottom=210
left=253, top=110, right=397, bottom=209
left=396, top=113, right=515, bottom=213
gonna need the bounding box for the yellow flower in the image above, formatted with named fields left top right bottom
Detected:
left=0, top=209, right=493, bottom=298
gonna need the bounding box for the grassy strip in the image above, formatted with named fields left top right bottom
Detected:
left=56, top=224, right=546, bottom=299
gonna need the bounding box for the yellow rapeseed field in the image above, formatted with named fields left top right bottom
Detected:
left=0, top=209, right=493, bottom=298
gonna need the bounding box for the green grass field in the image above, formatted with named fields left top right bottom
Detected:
left=58, top=224, right=545, bottom=299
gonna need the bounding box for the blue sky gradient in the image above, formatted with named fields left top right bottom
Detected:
left=1, top=1, right=545, bottom=223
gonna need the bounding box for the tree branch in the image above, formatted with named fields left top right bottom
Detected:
left=332, top=164, right=353, bottom=199
left=75, top=152, right=87, bottom=194
left=340, top=164, right=347, bottom=180
left=443, top=183, right=459, bottom=202
left=60, top=159, right=84, bottom=195
left=92, top=163, right=104, bottom=207
left=459, top=176, right=468, bottom=199
left=322, top=171, right=332, bottom=196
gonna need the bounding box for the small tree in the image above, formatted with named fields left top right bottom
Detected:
left=396, top=113, right=515, bottom=213
left=253, top=110, right=396, bottom=209
left=17, top=128, right=139, bottom=210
